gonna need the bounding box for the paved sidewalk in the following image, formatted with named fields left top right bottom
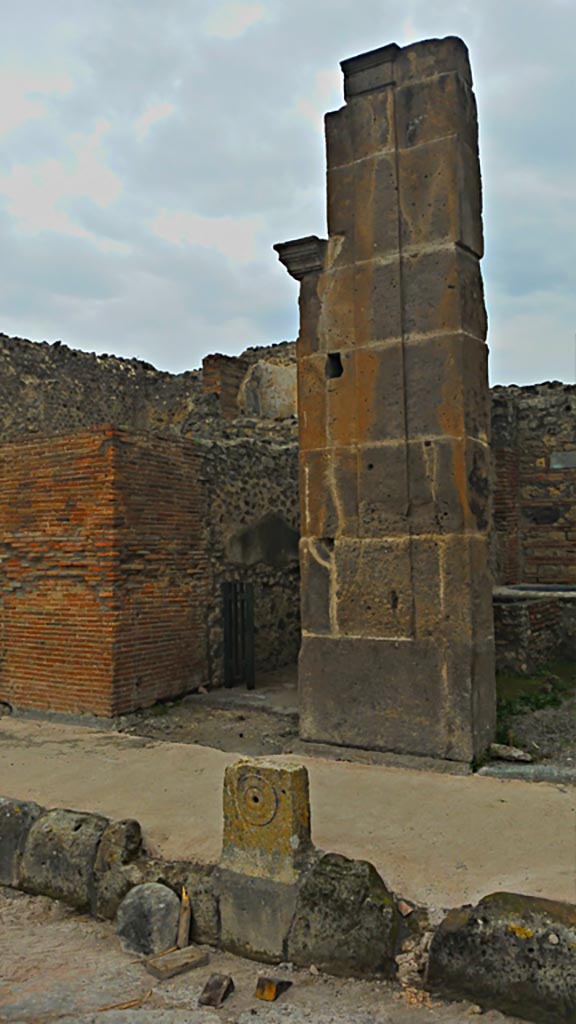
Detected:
left=0, top=717, right=574, bottom=909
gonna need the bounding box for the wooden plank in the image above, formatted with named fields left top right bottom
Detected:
left=143, top=946, right=210, bottom=980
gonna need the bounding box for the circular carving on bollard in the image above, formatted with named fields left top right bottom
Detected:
left=236, top=772, right=279, bottom=827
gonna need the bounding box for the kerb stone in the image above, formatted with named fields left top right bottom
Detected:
left=0, top=797, right=44, bottom=887
left=427, top=892, right=576, bottom=1024
left=19, top=807, right=109, bottom=910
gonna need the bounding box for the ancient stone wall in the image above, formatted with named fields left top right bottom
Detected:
left=276, top=37, right=495, bottom=762
left=0, top=332, right=298, bottom=444
left=200, top=437, right=300, bottom=686
left=492, top=383, right=576, bottom=585
left=0, top=428, right=209, bottom=717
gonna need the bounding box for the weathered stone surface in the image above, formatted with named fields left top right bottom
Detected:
left=137, top=859, right=220, bottom=947
left=427, top=892, right=576, bottom=1024
left=19, top=808, right=108, bottom=910
left=238, top=361, right=297, bottom=419
left=299, top=636, right=446, bottom=757
left=287, top=854, right=399, bottom=977
left=221, top=759, right=313, bottom=884
left=0, top=797, right=44, bottom=887
left=276, top=35, right=495, bottom=763
left=116, top=882, right=181, bottom=955
left=93, top=818, right=143, bottom=919
left=216, top=868, right=299, bottom=963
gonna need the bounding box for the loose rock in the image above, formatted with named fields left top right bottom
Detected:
left=117, top=882, right=181, bottom=955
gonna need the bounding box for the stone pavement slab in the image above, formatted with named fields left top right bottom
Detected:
left=0, top=717, right=574, bottom=909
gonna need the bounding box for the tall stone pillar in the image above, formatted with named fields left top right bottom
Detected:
left=275, top=37, right=496, bottom=762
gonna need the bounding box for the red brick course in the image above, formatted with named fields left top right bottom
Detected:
left=0, top=427, right=210, bottom=716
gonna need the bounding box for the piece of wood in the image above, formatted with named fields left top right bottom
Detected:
left=177, top=885, right=191, bottom=948
left=198, top=973, right=235, bottom=1008
left=255, top=976, right=292, bottom=1002
left=143, top=946, right=209, bottom=980
left=97, top=990, right=152, bottom=1012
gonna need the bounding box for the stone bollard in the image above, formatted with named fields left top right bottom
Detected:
left=216, top=757, right=399, bottom=974
left=220, top=758, right=313, bottom=883
left=217, top=758, right=315, bottom=962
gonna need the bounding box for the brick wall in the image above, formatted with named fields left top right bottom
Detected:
left=112, top=431, right=210, bottom=714
left=492, top=383, right=576, bottom=585
left=202, top=354, right=249, bottom=420
left=0, top=427, right=210, bottom=716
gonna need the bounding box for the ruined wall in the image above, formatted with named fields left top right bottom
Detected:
left=0, top=428, right=209, bottom=716
left=492, top=383, right=576, bottom=585
left=0, top=332, right=298, bottom=444
left=112, top=431, right=209, bottom=713
left=200, top=438, right=300, bottom=686
left=0, top=429, right=119, bottom=715
left=276, top=37, right=495, bottom=762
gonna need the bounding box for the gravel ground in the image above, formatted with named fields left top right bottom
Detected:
left=119, top=688, right=574, bottom=770
left=0, top=888, right=522, bottom=1024
left=504, top=696, right=576, bottom=767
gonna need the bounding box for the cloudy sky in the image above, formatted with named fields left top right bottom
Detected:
left=1, top=0, right=574, bottom=384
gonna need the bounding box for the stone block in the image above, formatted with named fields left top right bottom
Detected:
left=220, top=759, right=313, bottom=884
left=355, top=342, right=407, bottom=444
left=326, top=349, right=358, bottom=446
left=399, top=137, right=482, bottom=256
left=411, top=535, right=494, bottom=645
left=427, top=892, right=576, bottom=1024
left=287, top=853, right=398, bottom=977
left=297, top=272, right=322, bottom=357
left=402, top=246, right=487, bottom=340
left=93, top=817, right=143, bottom=919
left=216, top=868, right=299, bottom=963
left=407, top=436, right=490, bottom=535
left=300, top=448, right=358, bottom=539
left=238, top=361, right=297, bottom=419
left=299, top=635, right=449, bottom=757
left=357, top=443, right=409, bottom=536
left=354, top=258, right=402, bottom=344
left=347, top=88, right=395, bottom=161
left=317, top=267, right=356, bottom=351
left=328, top=154, right=399, bottom=266
left=298, top=355, right=326, bottom=451
left=0, top=797, right=43, bottom=887
left=335, top=538, right=413, bottom=638
left=117, top=882, right=180, bottom=956
left=394, top=36, right=473, bottom=88
left=20, top=808, right=109, bottom=911
left=404, top=333, right=489, bottom=442
left=300, top=539, right=332, bottom=635
left=395, top=70, right=478, bottom=151
left=325, top=107, right=353, bottom=170
left=341, top=43, right=398, bottom=100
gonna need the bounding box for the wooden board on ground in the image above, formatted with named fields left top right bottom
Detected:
left=143, top=946, right=210, bottom=980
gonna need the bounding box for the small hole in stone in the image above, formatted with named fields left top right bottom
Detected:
left=326, top=352, right=344, bottom=379
left=252, top=794, right=260, bottom=804
left=390, top=589, right=399, bottom=610
left=367, top=462, right=374, bottom=470
left=424, top=440, right=432, bottom=447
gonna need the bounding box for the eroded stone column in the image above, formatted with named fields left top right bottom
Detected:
left=275, top=37, right=495, bottom=762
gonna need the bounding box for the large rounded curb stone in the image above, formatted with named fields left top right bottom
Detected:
left=286, top=853, right=399, bottom=977
left=427, top=892, right=576, bottom=1024
left=117, top=882, right=181, bottom=955
left=93, top=819, right=143, bottom=920
left=19, top=808, right=109, bottom=911
left=0, top=797, right=44, bottom=886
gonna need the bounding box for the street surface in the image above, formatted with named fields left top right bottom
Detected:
left=0, top=888, right=523, bottom=1024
